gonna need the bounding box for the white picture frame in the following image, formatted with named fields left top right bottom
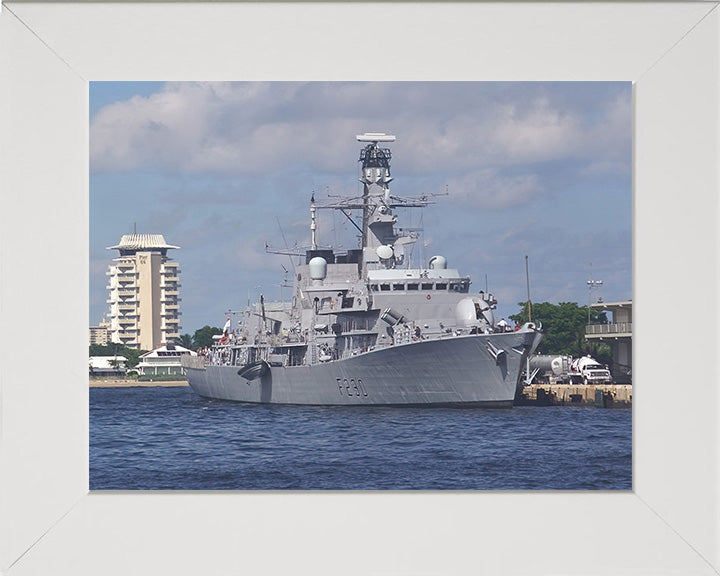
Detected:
left=1, top=2, right=718, bottom=574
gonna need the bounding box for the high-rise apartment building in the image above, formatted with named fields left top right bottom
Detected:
left=89, top=317, right=111, bottom=345
left=106, top=234, right=181, bottom=350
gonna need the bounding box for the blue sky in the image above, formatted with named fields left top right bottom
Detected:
left=90, top=81, right=632, bottom=336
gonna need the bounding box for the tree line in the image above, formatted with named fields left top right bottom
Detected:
left=89, top=326, right=222, bottom=368
left=509, top=301, right=612, bottom=365
left=88, top=343, right=145, bottom=369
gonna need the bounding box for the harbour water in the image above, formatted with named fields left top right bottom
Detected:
left=90, top=386, right=632, bottom=490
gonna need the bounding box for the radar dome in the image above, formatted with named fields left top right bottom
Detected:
left=429, top=255, right=447, bottom=270
left=308, top=257, right=327, bottom=280
left=376, top=245, right=394, bottom=260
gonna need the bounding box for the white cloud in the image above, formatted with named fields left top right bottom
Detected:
left=446, top=169, right=543, bottom=210
left=89, top=82, right=632, bottom=330
left=91, top=82, right=631, bottom=178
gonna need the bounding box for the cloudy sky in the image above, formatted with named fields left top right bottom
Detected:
left=90, top=81, right=632, bottom=335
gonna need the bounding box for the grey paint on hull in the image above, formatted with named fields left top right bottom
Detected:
left=185, top=331, right=535, bottom=406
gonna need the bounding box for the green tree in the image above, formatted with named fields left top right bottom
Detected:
left=108, top=357, right=123, bottom=371
left=509, top=301, right=611, bottom=364
left=179, top=333, right=194, bottom=350
left=192, top=325, right=222, bottom=349
left=88, top=344, right=147, bottom=369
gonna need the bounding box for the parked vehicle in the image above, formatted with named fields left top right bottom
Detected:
left=527, top=354, right=613, bottom=385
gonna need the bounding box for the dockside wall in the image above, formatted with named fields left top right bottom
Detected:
left=517, top=383, right=632, bottom=408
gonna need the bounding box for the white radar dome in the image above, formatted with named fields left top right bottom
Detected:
left=376, top=245, right=394, bottom=260
left=429, top=255, right=447, bottom=270
left=308, top=257, right=327, bottom=280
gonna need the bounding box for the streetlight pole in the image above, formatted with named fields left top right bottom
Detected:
left=587, top=272, right=603, bottom=324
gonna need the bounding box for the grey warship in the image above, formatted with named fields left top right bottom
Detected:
left=182, top=133, right=542, bottom=406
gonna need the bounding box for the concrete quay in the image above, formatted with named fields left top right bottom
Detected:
left=89, top=378, right=189, bottom=388
left=516, top=383, right=632, bottom=408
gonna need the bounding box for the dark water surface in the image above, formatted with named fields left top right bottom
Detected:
left=90, top=386, right=632, bottom=490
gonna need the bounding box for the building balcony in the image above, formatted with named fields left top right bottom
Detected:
left=163, top=290, right=180, bottom=297
left=162, top=276, right=180, bottom=282
left=585, top=322, right=632, bottom=339
left=117, top=289, right=136, bottom=297
left=118, top=304, right=136, bottom=311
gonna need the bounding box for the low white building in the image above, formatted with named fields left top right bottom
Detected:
left=89, top=356, right=127, bottom=377
left=135, top=344, right=196, bottom=377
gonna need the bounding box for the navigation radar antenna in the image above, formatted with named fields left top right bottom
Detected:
left=356, top=133, right=396, bottom=143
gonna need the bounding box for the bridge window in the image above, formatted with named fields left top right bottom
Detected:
left=392, top=283, right=405, bottom=291
left=380, top=284, right=391, bottom=291
left=421, top=283, right=433, bottom=291
left=407, top=283, right=419, bottom=291
left=436, top=283, right=447, bottom=291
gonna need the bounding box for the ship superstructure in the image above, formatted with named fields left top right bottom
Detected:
left=182, top=133, right=542, bottom=406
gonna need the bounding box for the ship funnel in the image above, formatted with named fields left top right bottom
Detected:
left=308, top=257, right=327, bottom=280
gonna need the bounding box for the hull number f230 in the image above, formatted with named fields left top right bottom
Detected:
left=336, top=377, right=369, bottom=397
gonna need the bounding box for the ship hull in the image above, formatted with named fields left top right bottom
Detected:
left=184, top=331, right=539, bottom=406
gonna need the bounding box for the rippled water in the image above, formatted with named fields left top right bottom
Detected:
left=90, top=386, right=632, bottom=490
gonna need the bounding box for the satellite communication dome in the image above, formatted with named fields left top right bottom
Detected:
left=429, top=255, right=447, bottom=270
left=376, top=245, right=394, bottom=260
left=308, top=257, right=327, bottom=280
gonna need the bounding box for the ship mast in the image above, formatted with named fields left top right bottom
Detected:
left=357, top=133, right=395, bottom=253
left=311, top=133, right=433, bottom=277
left=310, top=193, right=317, bottom=250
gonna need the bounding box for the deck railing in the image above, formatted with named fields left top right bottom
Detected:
left=585, top=322, right=632, bottom=336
